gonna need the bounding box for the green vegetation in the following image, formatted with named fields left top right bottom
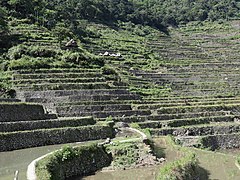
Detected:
left=36, top=143, right=111, bottom=180
left=0, top=6, right=8, bottom=35
left=1, top=0, right=239, bottom=31
left=106, top=142, right=140, bottom=169
left=0, top=71, right=13, bottom=97
left=157, top=137, right=201, bottom=180
left=0, top=0, right=240, bottom=178
left=237, top=155, right=240, bottom=166
left=4, top=44, right=104, bottom=70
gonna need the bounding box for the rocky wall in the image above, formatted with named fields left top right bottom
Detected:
left=0, top=125, right=113, bottom=151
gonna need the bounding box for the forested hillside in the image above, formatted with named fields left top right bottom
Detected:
left=1, top=0, right=239, bottom=33
left=0, top=0, right=239, bottom=96
left=1, top=1, right=240, bottom=179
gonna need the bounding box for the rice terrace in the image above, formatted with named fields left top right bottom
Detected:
left=0, top=0, right=240, bottom=179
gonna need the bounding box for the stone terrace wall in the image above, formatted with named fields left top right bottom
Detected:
left=200, top=133, right=240, bottom=150
left=0, top=125, right=113, bottom=151
left=0, top=117, right=95, bottom=132
left=0, top=103, right=54, bottom=122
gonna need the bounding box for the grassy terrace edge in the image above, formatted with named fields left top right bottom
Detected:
left=157, top=136, right=203, bottom=180
left=35, top=143, right=112, bottom=180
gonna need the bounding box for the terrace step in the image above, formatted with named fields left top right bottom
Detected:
left=0, top=116, right=95, bottom=132
left=57, top=100, right=160, bottom=106
left=157, top=104, right=240, bottom=115
left=17, top=89, right=133, bottom=99
left=136, top=115, right=237, bottom=129
left=15, top=82, right=111, bottom=91
left=199, top=133, right=240, bottom=150
left=0, top=124, right=113, bottom=151
left=98, top=111, right=230, bottom=123
left=24, top=94, right=141, bottom=104
left=12, top=77, right=106, bottom=85
left=0, top=103, right=57, bottom=122
left=12, top=72, right=102, bottom=80
left=59, top=109, right=151, bottom=118
left=150, top=122, right=240, bottom=137
left=135, top=99, right=240, bottom=109
left=0, top=98, right=21, bottom=102
left=56, top=104, right=132, bottom=114
left=13, top=68, right=100, bottom=74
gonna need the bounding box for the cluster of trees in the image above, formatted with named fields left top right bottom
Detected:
left=0, top=0, right=239, bottom=31
left=0, top=6, right=8, bottom=35
left=0, top=6, right=9, bottom=49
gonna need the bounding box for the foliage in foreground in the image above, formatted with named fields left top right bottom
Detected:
left=36, top=143, right=111, bottom=180
left=157, top=137, right=201, bottom=180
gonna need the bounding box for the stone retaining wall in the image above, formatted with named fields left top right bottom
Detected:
left=0, top=98, right=21, bottom=102
left=0, top=117, right=95, bottom=132
left=200, top=133, right=240, bottom=150
left=0, top=103, right=55, bottom=122
left=151, top=124, right=240, bottom=136
left=16, top=89, right=133, bottom=99
left=0, top=125, right=113, bottom=151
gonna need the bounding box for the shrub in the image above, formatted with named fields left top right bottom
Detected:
left=157, top=152, right=198, bottom=180
left=62, top=51, right=104, bottom=67
left=102, top=65, right=118, bottom=75
left=157, top=137, right=201, bottom=180
left=237, top=155, right=240, bottom=166
left=36, top=143, right=112, bottom=180
left=28, top=46, right=57, bottom=58
left=7, top=44, right=58, bottom=60
left=8, top=56, right=53, bottom=70
left=7, top=44, right=27, bottom=60
left=62, top=51, right=86, bottom=64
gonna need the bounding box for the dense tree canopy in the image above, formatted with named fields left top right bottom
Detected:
left=0, top=0, right=239, bottom=31
left=0, top=6, right=8, bottom=35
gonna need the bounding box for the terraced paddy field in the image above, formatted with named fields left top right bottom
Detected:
left=1, top=19, right=240, bottom=179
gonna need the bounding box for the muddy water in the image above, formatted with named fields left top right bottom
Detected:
left=193, top=148, right=240, bottom=180
left=83, top=138, right=240, bottom=180
left=82, top=166, right=159, bottom=180
left=78, top=137, right=183, bottom=180
left=1, top=137, right=240, bottom=180
left=0, top=142, right=80, bottom=180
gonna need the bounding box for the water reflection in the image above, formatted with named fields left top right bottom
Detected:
left=0, top=143, right=78, bottom=180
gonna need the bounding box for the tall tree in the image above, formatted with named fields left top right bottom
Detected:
left=0, top=6, right=8, bottom=35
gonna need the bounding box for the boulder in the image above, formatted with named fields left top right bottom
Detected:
left=65, top=39, right=78, bottom=47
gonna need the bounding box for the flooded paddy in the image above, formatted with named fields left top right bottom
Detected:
left=0, top=142, right=81, bottom=180
left=1, top=137, right=240, bottom=180
left=78, top=137, right=183, bottom=180
left=193, top=148, right=240, bottom=180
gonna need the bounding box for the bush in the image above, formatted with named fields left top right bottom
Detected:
left=106, top=142, right=139, bottom=168
left=237, top=155, right=240, bottom=166
left=7, top=44, right=58, bottom=60
left=102, top=65, right=118, bottom=75
left=7, top=44, right=27, bottom=60
left=158, top=152, right=198, bottom=180
left=8, top=56, right=53, bottom=70
left=157, top=137, right=201, bottom=180
left=0, top=71, right=14, bottom=98
left=28, top=46, right=57, bottom=58
left=62, top=51, right=86, bottom=64
left=36, top=143, right=112, bottom=180
left=62, top=50, right=104, bottom=67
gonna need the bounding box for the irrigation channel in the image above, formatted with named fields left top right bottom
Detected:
left=1, top=136, right=240, bottom=180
